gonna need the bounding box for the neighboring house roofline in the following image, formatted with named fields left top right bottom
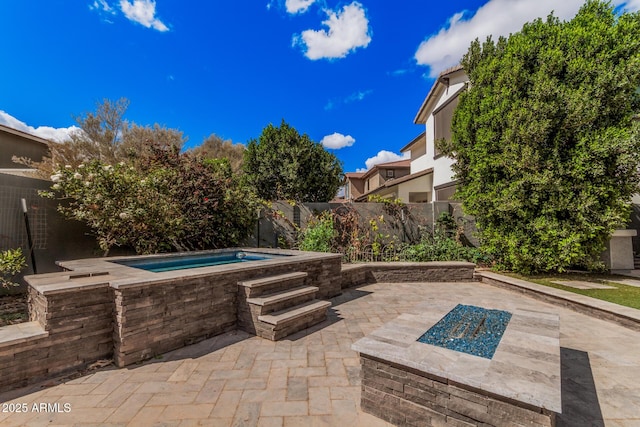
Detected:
left=354, top=168, right=433, bottom=202
left=0, top=123, right=51, bottom=147
left=414, top=64, right=465, bottom=125
left=344, top=172, right=365, bottom=179
left=400, top=131, right=426, bottom=153
left=386, top=167, right=433, bottom=186
left=357, top=159, right=410, bottom=181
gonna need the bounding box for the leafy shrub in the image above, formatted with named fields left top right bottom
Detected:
left=42, top=147, right=260, bottom=255
left=1, top=248, right=27, bottom=288
left=297, top=211, right=336, bottom=253
left=400, top=228, right=490, bottom=264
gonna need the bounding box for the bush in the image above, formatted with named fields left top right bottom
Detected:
left=296, top=207, right=489, bottom=264
left=42, top=148, right=260, bottom=255
left=297, top=211, right=336, bottom=252
left=1, top=248, right=27, bottom=289
left=400, top=228, right=489, bottom=264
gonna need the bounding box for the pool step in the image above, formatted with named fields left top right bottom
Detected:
left=247, top=285, right=319, bottom=315
left=237, top=272, right=331, bottom=340
left=238, top=272, right=308, bottom=298
left=257, top=300, right=332, bottom=341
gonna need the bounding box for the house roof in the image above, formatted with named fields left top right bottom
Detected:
left=0, top=123, right=51, bottom=147
left=414, top=64, right=466, bottom=125
left=385, top=167, right=433, bottom=186
left=375, top=159, right=410, bottom=168
left=354, top=167, right=433, bottom=202
left=400, top=131, right=426, bottom=153
left=345, top=159, right=410, bottom=183
left=344, top=172, right=365, bottom=179
left=358, top=159, right=409, bottom=181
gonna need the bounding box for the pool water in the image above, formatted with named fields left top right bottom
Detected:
left=114, top=251, right=280, bottom=273
left=417, top=304, right=512, bottom=359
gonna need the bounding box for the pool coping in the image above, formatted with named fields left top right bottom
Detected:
left=477, top=270, right=640, bottom=332
left=51, top=248, right=341, bottom=291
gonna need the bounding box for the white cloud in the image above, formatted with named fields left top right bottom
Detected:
left=321, top=133, right=355, bottom=150
left=286, top=0, right=315, bottom=14
left=356, top=150, right=410, bottom=172
left=414, top=0, right=640, bottom=78
left=293, top=2, right=371, bottom=60
left=119, top=0, right=169, bottom=32
left=325, top=89, right=373, bottom=110
left=0, top=110, right=80, bottom=143
left=90, top=0, right=115, bottom=13
left=345, top=89, right=372, bottom=103
left=623, top=0, right=640, bottom=10
left=389, top=69, right=410, bottom=77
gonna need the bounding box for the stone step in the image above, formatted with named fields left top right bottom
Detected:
left=257, top=299, right=331, bottom=341
left=259, top=299, right=331, bottom=327
left=238, top=272, right=308, bottom=298
left=246, top=286, right=319, bottom=315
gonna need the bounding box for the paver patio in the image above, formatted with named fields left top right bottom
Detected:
left=1, top=280, right=640, bottom=426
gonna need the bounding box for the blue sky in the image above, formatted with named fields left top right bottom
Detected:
left=1, top=0, right=639, bottom=173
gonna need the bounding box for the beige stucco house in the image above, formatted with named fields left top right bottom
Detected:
left=402, top=65, right=468, bottom=201
left=343, top=160, right=411, bottom=202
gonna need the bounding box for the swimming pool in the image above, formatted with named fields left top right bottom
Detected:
left=113, top=250, right=287, bottom=272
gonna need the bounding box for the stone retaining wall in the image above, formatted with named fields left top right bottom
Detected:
left=341, top=262, right=475, bottom=288
left=0, top=282, right=114, bottom=393
left=360, top=355, right=555, bottom=427
left=479, top=271, right=640, bottom=332
left=0, top=255, right=472, bottom=393
left=113, top=275, right=237, bottom=367
left=112, top=255, right=341, bottom=366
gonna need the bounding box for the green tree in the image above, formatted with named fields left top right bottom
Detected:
left=446, top=0, right=640, bottom=273
left=189, top=133, right=245, bottom=173
left=17, top=98, right=185, bottom=176
left=243, top=120, right=343, bottom=202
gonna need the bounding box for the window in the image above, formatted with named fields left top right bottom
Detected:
left=433, top=96, right=459, bottom=157
left=434, top=182, right=458, bottom=201
left=386, top=169, right=395, bottom=178
left=433, top=85, right=466, bottom=157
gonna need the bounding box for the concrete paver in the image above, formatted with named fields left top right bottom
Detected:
left=1, top=281, right=639, bottom=426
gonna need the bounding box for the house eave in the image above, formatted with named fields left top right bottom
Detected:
left=414, top=65, right=465, bottom=125
left=400, top=131, right=426, bottom=153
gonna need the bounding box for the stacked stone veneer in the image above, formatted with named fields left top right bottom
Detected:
left=0, top=278, right=114, bottom=393
left=361, top=355, right=555, bottom=427
left=0, top=250, right=344, bottom=392
left=1, top=254, right=478, bottom=393
left=352, top=305, right=561, bottom=427
left=341, top=261, right=475, bottom=289
left=113, top=275, right=237, bottom=367
left=113, top=255, right=341, bottom=366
